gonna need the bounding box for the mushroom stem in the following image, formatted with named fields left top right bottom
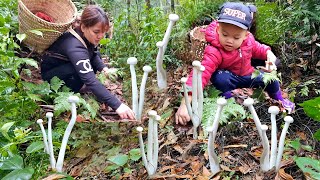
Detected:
left=260, top=125, right=270, bottom=172
left=197, top=65, right=205, bottom=123
left=181, top=77, right=193, bottom=122
left=243, top=98, right=263, bottom=140
left=46, top=112, right=56, bottom=169
left=207, top=98, right=227, bottom=175
left=156, top=14, right=179, bottom=89
left=276, top=116, right=294, bottom=171
left=153, top=115, right=161, bottom=170
left=191, top=61, right=201, bottom=139
left=56, top=96, right=79, bottom=172
left=268, top=106, right=280, bottom=169
left=136, top=126, right=152, bottom=175
left=147, top=111, right=155, bottom=167
left=127, top=57, right=139, bottom=118
left=37, top=119, right=49, bottom=154
left=156, top=41, right=167, bottom=89
left=137, top=66, right=152, bottom=121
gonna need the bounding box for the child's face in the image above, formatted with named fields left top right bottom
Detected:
left=217, top=22, right=248, bottom=51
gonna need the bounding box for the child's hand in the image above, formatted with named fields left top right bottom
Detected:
left=175, top=103, right=191, bottom=125
left=266, top=50, right=277, bottom=71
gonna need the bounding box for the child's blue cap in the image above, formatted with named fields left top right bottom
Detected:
left=218, top=2, right=256, bottom=30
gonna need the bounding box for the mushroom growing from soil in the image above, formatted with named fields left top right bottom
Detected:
left=206, top=97, right=227, bottom=175
left=156, top=14, right=179, bottom=89
left=56, top=96, right=79, bottom=172
left=137, top=65, right=152, bottom=121
left=127, top=57, right=138, bottom=118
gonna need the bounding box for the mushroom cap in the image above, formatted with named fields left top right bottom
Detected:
left=46, top=112, right=53, bottom=118
left=143, top=65, right=152, bottom=72
left=181, top=77, right=188, bottom=83
left=243, top=98, right=254, bottom=106
left=155, top=115, right=161, bottom=121
left=127, top=57, right=138, bottom=65
left=206, top=126, right=214, bottom=132
left=68, top=96, right=79, bottom=103
left=217, top=97, right=227, bottom=106
left=37, top=119, right=43, bottom=124
left=156, top=41, right=164, bottom=48
left=169, top=14, right=179, bottom=21
left=136, top=126, right=143, bottom=132
left=284, top=116, right=294, bottom=123
left=192, top=60, right=201, bottom=67
left=261, top=124, right=268, bottom=131
left=148, top=110, right=157, bottom=117
left=268, top=106, right=280, bottom=114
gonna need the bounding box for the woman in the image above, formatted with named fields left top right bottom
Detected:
left=41, top=5, right=135, bottom=120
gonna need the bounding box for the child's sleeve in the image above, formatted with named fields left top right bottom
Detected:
left=251, top=36, right=271, bottom=60
left=185, top=46, right=222, bottom=90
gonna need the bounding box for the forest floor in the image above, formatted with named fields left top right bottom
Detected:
left=44, top=64, right=319, bottom=180
left=25, top=47, right=320, bottom=180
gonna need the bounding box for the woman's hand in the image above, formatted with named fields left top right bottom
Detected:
left=116, top=103, right=136, bottom=120
left=102, top=67, right=118, bottom=80
left=175, top=103, right=191, bottom=125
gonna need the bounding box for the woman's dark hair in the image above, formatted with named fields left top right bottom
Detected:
left=81, top=5, right=109, bottom=30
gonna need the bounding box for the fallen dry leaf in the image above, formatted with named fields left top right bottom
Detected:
left=223, top=144, right=248, bottom=149
left=173, top=144, right=184, bottom=154
left=238, top=163, right=251, bottom=174
left=41, top=174, right=66, bottom=180
left=190, top=160, right=203, bottom=172
left=220, top=164, right=233, bottom=172
left=202, top=166, right=211, bottom=177
left=276, top=168, right=294, bottom=180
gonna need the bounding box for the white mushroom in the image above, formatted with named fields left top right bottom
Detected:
left=243, top=98, right=263, bottom=139
left=137, top=65, right=152, bottom=121
left=127, top=57, right=139, bottom=118
left=136, top=126, right=152, bottom=175
left=156, top=14, right=179, bottom=89
left=155, top=41, right=167, bottom=89
left=207, top=98, right=227, bottom=175
left=147, top=110, right=157, bottom=169
left=260, top=124, right=270, bottom=172
left=197, top=65, right=205, bottom=121
left=56, top=96, right=79, bottom=172
left=191, top=61, right=201, bottom=139
left=268, top=106, right=280, bottom=169
left=46, top=112, right=56, bottom=169
left=181, top=77, right=193, bottom=122
left=37, top=119, right=49, bottom=154
left=276, top=116, right=294, bottom=171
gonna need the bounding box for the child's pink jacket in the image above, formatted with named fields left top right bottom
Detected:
left=186, top=21, right=270, bottom=88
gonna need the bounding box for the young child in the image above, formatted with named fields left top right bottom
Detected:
left=175, top=2, right=294, bottom=125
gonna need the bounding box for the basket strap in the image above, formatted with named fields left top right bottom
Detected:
left=69, top=28, right=87, bottom=49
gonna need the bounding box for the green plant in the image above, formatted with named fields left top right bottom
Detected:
left=299, top=96, right=320, bottom=141
left=202, top=87, right=246, bottom=129
left=295, top=157, right=320, bottom=179
left=105, top=148, right=142, bottom=177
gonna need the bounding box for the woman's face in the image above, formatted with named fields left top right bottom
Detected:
left=81, top=22, right=108, bottom=46
left=217, top=22, right=247, bottom=51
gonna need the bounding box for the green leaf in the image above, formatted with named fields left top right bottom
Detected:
left=16, top=34, right=26, bottom=43
left=129, top=148, right=141, bottom=161
left=295, top=157, right=320, bottom=179
left=104, top=164, right=119, bottom=173
left=26, top=141, right=44, bottom=153
left=50, top=76, right=65, bottom=93
left=251, top=70, right=260, bottom=79
left=20, top=58, right=38, bottom=68
left=288, top=138, right=301, bottom=151
left=314, top=129, right=320, bottom=141
left=1, top=122, right=15, bottom=141
left=108, top=154, right=128, bottom=166
left=299, top=97, right=320, bottom=121
left=2, top=167, right=34, bottom=180
left=0, top=155, right=24, bottom=170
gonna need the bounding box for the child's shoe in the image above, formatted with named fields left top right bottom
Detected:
left=280, top=98, right=295, bottom=114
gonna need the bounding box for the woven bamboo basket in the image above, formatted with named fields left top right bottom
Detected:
left=18, top=0, right=77, bottom=54
left=190, top=25, right=208, bottom=60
